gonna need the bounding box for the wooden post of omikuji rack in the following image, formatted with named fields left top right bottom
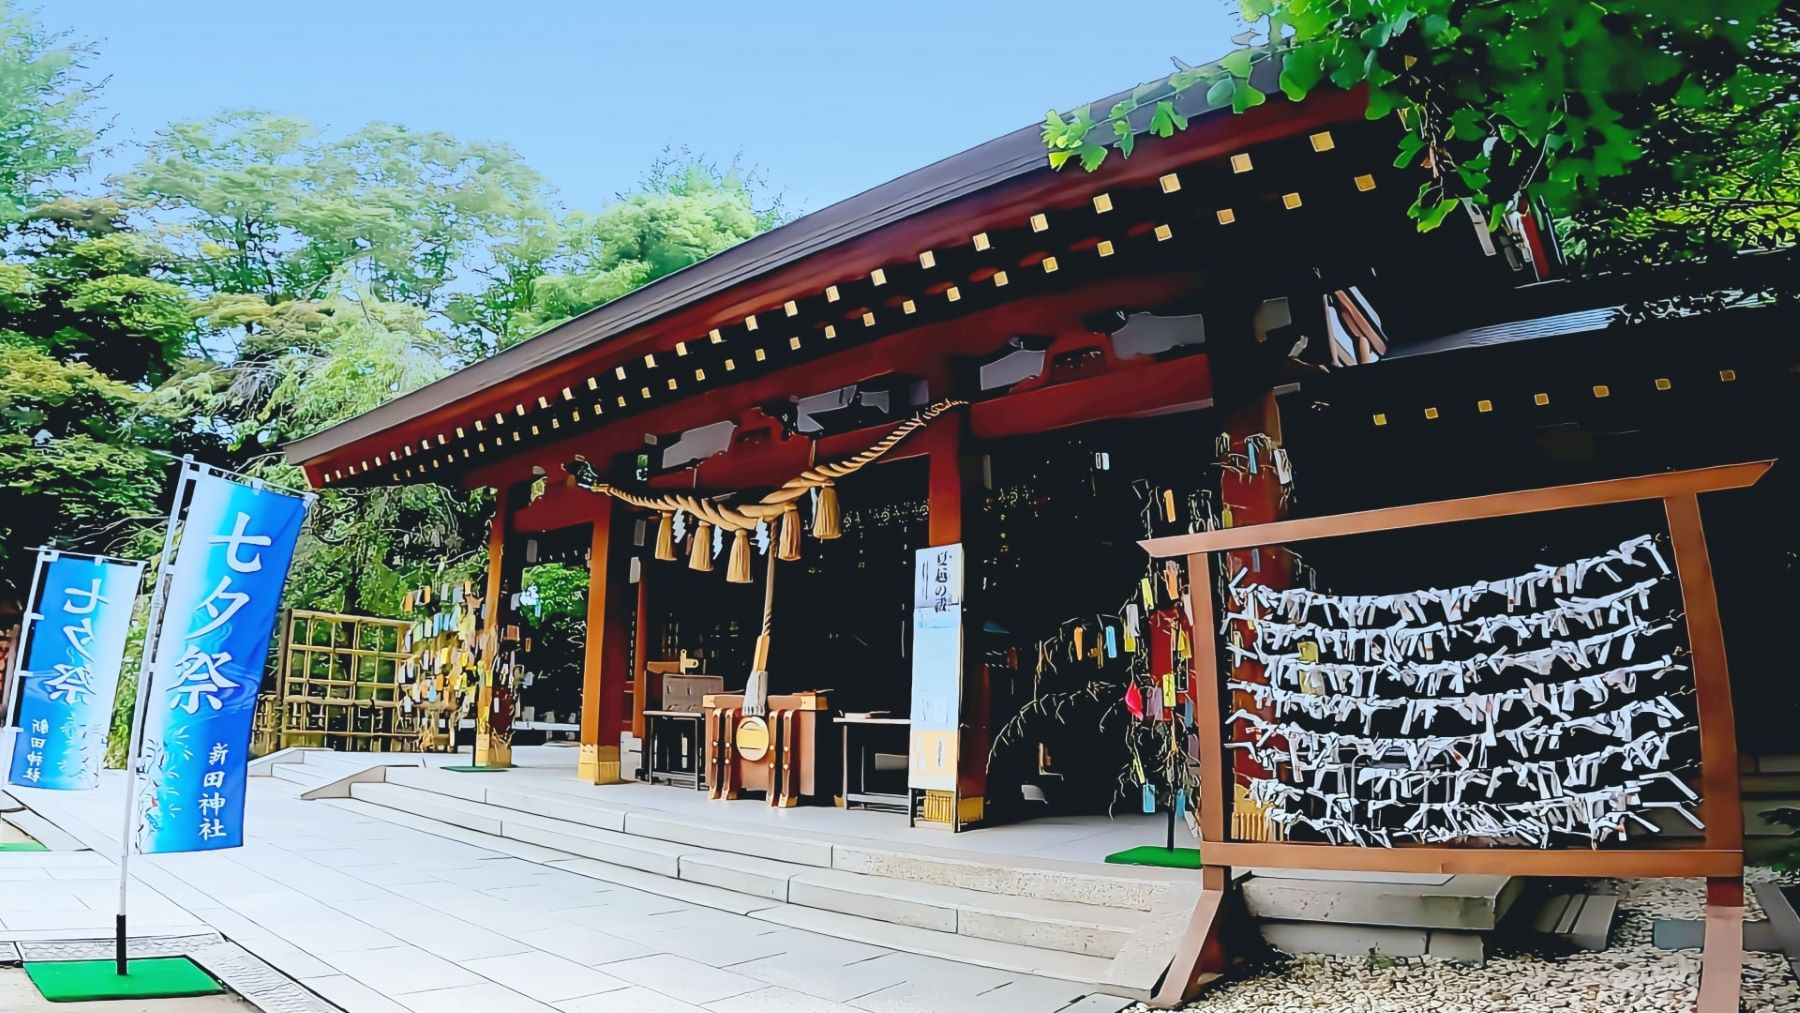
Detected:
left=1139, top=460, right=1772, bottom=1012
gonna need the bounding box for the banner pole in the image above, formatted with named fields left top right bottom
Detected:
left=115, top=457, right=194, bottom=976
left=0, top=550, right=51, bottom=777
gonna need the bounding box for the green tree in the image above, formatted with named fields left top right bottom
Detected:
left=0, top=0, right=94, bottom=225
left=0, top=3, right=197, bottom=590
left=1050, top=1, right=1796, bottom=262
left=121, top=112, right=557, bottom=338
left=456, top=151, right=785, bottom=349
left=7, top=197, right=197, bottom=383
left=0, top=341, right=173, bottom=579
left=150, top=280, right=488, bottom=615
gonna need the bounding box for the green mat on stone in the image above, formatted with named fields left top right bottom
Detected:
left=25, top=957, right=224, bottom=1001
left=441, top=764, right=508, bottom=772
left=1104, top=846, right=1202, bottom=869
left=0, top=841, right=49, bottom=852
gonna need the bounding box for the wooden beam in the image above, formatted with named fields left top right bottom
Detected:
left=1665, top=494, right=1745, bottom=855
left=1187, top=553, right=1227, bottom=849
left=1149, top=884, right=1227, bottom=1009
left=1140, top=461, right=1774, bottom=558
left=578, top=498, right=621, bottom=784
left=1698, top=877, right=1744, bottom=1013
left=1198, top=841, right=1744, bottom=878
left=966, top=353, right=1212, bottom=439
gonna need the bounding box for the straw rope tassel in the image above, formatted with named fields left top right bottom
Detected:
left=688, top=519, right=714, bottom=572
left=743, top=547, right=778, bottom=717
left=812, top=483, right=841, bottom=540
left=726, top=527, right=753, bottom=583
left=654, top=511, right=676, bottom=561
left=777, top=503, right=802, bottom=561
left=567, top=400, right=968, bottom=535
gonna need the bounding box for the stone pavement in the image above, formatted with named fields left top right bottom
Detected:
left=7, top=773, right=1129, bottom=1013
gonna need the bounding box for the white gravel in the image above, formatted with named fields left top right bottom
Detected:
left=1151, top=872, right=1799, bottom=1013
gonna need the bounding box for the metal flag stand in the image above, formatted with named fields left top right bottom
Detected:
left=0, top=550, right=50, bottom=780
left=114, top=456, right=195, bottom=976
left=112, top=456, right=315, bottom=976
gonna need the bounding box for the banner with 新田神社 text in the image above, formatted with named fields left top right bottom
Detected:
left=133, top=472, right=306, bottom=853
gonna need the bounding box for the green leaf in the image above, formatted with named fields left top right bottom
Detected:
left=1077, top=143, right=1110, bottom=172
left=1365, top=86, right=1406, bottom=122
left=1393, top=131, right=1424, bottom=168
left=1220, top=49, right=1255, bottom=80
left=1232, top=82, right=1267, bottom=114
left=1416, top=196, right=1462, bottom=232
left=1048, top=149, right=1074, bottom=170
left=1239, top=0, right=1273, bottom=19
left=1148, top=101, right=1174, bottom=138
left=1113, top=119, right=1136, bottom=158
left=1205, top=77, right=1235, bottom=110
left=1279, top=50, right=1323, bottom=102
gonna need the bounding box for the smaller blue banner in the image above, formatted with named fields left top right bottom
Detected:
left=8, top=554, right=143, bottom=789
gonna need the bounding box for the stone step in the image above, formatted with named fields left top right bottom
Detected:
left=543, top=855, right=778, bottom=916
left=788, top=867, right=1144, bottom=958
left=268, top=763, right=335, bottom=788
left=340, top=772, right=1164, bottom=990
left=828, top=840, right=1173, bottom=912
left=247, top=747, right=331, bottom=776
left=354, top=780, right=1143, bottom=956
left=381, top=767, right=1165, bottom=909
left=745, top=903, right=1141, bottom=998
left=389, top=766, right=836, bottom=866
left=677, top=849, right=799, bottom=902
left=349, top=782, right=689, bottom=876
left=385, top=767, right=633, bottom=830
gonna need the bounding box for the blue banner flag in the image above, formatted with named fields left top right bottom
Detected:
left=7, top=553, right=143, bottom=789
left=134, top=472, right=306, bottom=853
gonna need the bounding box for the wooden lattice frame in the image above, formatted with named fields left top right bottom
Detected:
left=276, top=609, right=420, bottom=752
left=1139, top=461, right=1771, bottom=1012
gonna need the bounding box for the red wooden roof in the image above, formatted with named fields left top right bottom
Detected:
left=285, top=67, right=1366, bottom=488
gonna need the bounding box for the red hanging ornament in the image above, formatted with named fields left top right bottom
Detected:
left=1125, top=681, right=1144, bottom=720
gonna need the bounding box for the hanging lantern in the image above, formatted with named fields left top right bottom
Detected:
left=726, top=527, right=753, bottom=583
left=812, top=483, right=842, bottom=540
left=654, top=511, right=676, bottom=561
left=688, top=520, right=714, bottom=572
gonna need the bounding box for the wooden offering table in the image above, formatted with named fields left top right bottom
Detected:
left=703, top=691, right=832, bottom=807
left=836, top=714, right=909, bottom=812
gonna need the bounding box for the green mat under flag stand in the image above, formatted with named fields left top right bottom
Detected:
left=25, top=957, right=225, bottom=1002
left=441, top=765, right=509, bottom=772
left=0, top=841, right=49, bottom=852
left=1104, top=846, right=1203, bottom=870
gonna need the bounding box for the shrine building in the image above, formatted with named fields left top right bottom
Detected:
left=283, top=61, right=1798, bottom=1002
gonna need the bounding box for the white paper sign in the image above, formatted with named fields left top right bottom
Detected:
left=908, top=544, right=963, bottom=791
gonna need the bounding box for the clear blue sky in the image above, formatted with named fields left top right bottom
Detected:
left=57, top=0, right=1244, bottom=216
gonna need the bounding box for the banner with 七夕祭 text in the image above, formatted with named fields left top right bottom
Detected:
left=133, top=471, right=306, bottom=854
